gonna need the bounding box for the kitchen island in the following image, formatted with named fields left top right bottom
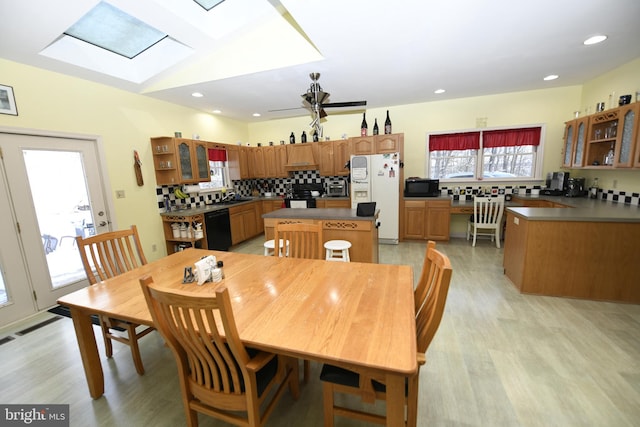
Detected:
left=263, top=208, right=379, bottom=263
left=503, top=196, right=640, bottom=303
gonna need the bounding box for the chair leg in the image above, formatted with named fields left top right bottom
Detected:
left=466, top=222, right=470, bottom=240
left=407, top=374, right=420, bottom=427
left=127, top=325, right=145, bottom=375
left=495, top=227, right=501, bottom=249
left=322, top=382, right=335, bottom=427
left=100, top=319, right=113, bottom=358
left=303, top=360, right=310, bottom=384
left=472, top=226, right=477, bottom=247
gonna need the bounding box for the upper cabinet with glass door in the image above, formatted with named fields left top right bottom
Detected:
left=564, top=101, right=640, bottom=169
left=151, top=137, right=210, bottom=185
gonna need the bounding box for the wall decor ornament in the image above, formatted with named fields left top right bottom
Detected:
left=0, top=84, right=18, bottom=116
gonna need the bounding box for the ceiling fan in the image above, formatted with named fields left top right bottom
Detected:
left=272, top=73, right=367, bottom=137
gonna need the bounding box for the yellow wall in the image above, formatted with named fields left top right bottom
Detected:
left=0, top=59, right=248, bottom=260
left=570, top=58, right=640, bottom=193
left=250, top=86, right=582, bottom=180
left=1, top=56, right=638, bottom=256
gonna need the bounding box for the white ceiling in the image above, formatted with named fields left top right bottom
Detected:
left=1, top=0, right=640, bottom=123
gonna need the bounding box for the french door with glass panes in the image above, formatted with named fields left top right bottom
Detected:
left=0, top=131, right=112, bottom=327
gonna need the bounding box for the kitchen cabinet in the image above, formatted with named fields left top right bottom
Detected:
left=511, top=197, right=571, bottom=208
left=561, top=117, right=589, bottom=168
left=562, top=101, right=640, bottom=169
left=262, top=145, right=288, bottom=178
left=151, top=137, right=210, bottom=185
left=226, top=145, right=246, bottom=181
left=248, top=147, right=266, bottom=178
left=350, top=136, right=374, bottom=155
left=375, top=134, right=402, bottom=153
left=316, top=199, right=351, bottom=208
left=285, top=143, right=319, bottom=171
left=318, top=140, right=351, bottom=176
left=229, top=202, right=259, bottom=245
left=161, top=213, right=206, bottom=255
left=402, top=199, right=451, bottom=241
left=262, top=199, right=285, bottom=215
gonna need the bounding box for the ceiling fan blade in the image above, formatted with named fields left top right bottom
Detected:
left=320, top=109, right=327, bottom=119
left=322, top=101, right=367, bottom=108
left=268, top=106, right=305, bottom=112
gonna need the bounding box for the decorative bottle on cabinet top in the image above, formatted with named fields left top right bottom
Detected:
left=373, top=118, right=379, bottom=135
left=360, top=113, right=368, bottom=136
left=301, top=131, right=307, bottom=143
left=384, top=110, right=392, bottom=134
left=289, top=132, right=295, bottom=144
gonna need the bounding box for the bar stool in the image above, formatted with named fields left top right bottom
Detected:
left=324, top=240, right=351, bottom=262
left=263, top=239, right=289, bottom=256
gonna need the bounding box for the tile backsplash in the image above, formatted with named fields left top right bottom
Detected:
left=157, top=175, right=640, bottom=213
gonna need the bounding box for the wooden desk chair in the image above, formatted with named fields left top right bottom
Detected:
left=319, top=243, right=453, bottom=427
left=273, top=222, right=324, bottom=260
left=139, top=276, right=299, bottom=427
left=467, top=195, right=505, bottom=248
left=75, top=225, right=154, bottom=375
left=273, top=221, right=324, bottom=383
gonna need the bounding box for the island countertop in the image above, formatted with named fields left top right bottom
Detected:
left=262, top=208, right=379, bottom=221
left=506, top=195, right=640, bottom=223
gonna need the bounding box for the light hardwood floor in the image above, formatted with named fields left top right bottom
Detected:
left=1, top=237, right=639, bottom=426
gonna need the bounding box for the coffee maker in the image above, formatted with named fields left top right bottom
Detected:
left=543, top=172, right=569, bottom=195
left=566, top=177, right=586, bottom=197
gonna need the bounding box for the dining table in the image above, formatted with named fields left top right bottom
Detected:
left=57, top=248, right=415, bottom=426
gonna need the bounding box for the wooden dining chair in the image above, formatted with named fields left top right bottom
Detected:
left=139, top=275, right=299, bottom=427
left=75, top=225, right=154, bottom=375
left=273, top=221, right=323, bottom=383
left=319, top=243, right=453, bottom=427
left=467, top=195, right=505, bottom=248
left=273, top=222, right=324, bottom=260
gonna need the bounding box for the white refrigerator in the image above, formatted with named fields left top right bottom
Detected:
left=350, top=152, right=400, bottom=244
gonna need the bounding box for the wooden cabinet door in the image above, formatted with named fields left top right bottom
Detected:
left=193, top=141, right=210, bottom=182
left=229, top=212, right=244, bottom=245
left=239, top=147, right=250, bottom=179
left=403, top=201, right=426, bottom=239
left=350, top=136, right=374, bottom=155
left=425, top=206, right=450, bottom=240
left=177, top=140, right=195, bottom=182
left=333, top=139, right=351, bottom=175
left=562, top=121, right=575, bottom=168
left=251, top=147, right=266, bottom=178
left=318, top=141, right=334, bottom=176
left=572, top=117, right=588, bottom=167
left=614, top=103, right=639, bottom=168
left=323, top=199, right=351, bottom=208
left=263, top=146, right=277, bottom=177
left=375, top=134, right=400, bottom=153
left=274, top=145, right=288, bottom=177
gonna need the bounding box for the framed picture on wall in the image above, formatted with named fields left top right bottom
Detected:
left=0, top=84, right=18, bottom=116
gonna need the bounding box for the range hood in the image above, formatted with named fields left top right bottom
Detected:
left=285, top=144, right=319, bottom=171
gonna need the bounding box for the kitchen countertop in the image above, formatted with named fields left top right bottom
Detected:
left=262, top=208, right=379, bottom=221
left=506, top=195, right=640, bottom=223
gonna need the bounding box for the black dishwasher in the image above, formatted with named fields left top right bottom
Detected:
left=205, top=209, right=232, bottom=251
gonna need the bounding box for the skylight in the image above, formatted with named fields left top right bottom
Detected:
left=194, top=0, right=226, bottom=11
left=64, top=2, right=166, bottom=59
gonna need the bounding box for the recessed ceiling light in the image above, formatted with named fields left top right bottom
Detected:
left=434, top=89, right=446, bottom=94
left=191, top=92, right=204, bottom=97
left=583, top=35, right=607, bottom=45
left=252, top=113, right=261, bottom=117
left=212, top=109, right=221, bottom=114
left=543, top=75, right=559, bottom=81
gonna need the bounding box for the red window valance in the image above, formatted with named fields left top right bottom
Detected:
left=483, top=127, right=541, bottom=148
left=429, top=132, right=480, bottom=151
left=208, top=148, right=226, bottom=161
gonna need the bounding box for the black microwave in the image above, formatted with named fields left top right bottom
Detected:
left=404, top=178, right=439, bottom=197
